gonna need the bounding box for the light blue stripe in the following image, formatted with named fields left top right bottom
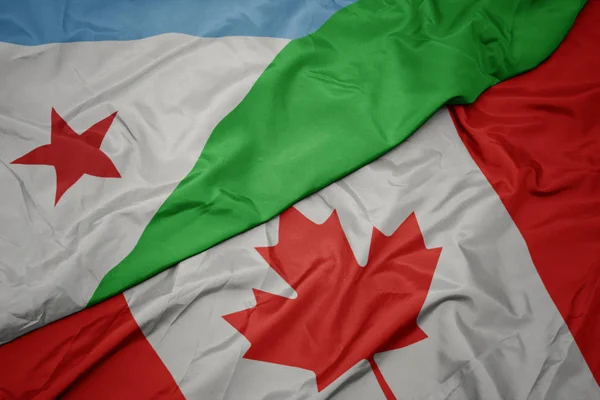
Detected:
left=0, top=0, right=355, bottom=46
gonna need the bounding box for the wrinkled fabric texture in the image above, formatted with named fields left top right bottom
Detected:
left=451, top=0, right=600, bottom=384
left=0, top=295, right=186, bottom=400
left=0, top=0, right=356, bottom=45
left=0, top=0, right=586, bottom=345
left=0, top=2, right=596, bottom=398
left=0, top=35, right=288, bottom=343
left=1, top=109, right=598, bottom=399
left=91, top=0, right=586, bottom=307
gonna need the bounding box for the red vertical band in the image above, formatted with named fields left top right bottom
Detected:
left=451, top=0, right=600, bottom=383
left=0, top=294, right=186, bottom=400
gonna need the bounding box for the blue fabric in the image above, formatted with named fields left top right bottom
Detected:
left=0, top=0, right=355, bottom=45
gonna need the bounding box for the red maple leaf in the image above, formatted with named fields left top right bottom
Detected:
left=223, top=208, right=441, bottom=398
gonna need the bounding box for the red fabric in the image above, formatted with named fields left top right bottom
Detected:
left=11, top=108, right=121, bottom=205
left=223, top=208, right=440, bottom=393
left=451, top=0, right=600, bottom=383
left=0, top=294, right=185, bottom=400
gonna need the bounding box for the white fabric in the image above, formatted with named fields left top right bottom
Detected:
left=0, top=34, right=288, bottom=343
left=125, top=109, right=600, bottom=399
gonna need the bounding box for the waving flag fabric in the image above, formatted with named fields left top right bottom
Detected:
left=1, top=1, right=599, bottom=398
left=0, top=0, right=587, bottom=346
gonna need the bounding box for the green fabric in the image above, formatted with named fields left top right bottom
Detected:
left=90, top=0, right=586, bottom=305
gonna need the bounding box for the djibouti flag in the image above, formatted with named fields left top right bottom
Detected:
left=0, top=0, right=586, bottom=355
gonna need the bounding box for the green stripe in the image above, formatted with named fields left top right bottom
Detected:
left=89, top=0, right=586, bottom=305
